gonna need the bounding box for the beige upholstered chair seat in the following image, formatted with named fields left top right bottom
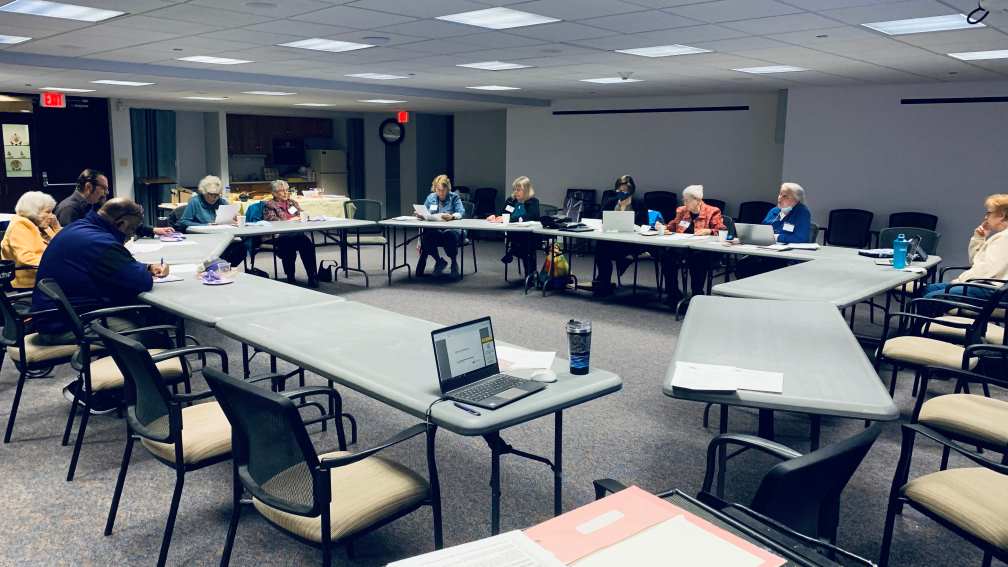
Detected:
left=903, top=467, right=1008, bottom=551
left=253, top=451, right=428, bottom=543
left=6, top=334, right=77, bottom=364
left=140, top=402, right=231, bottom=464
left=350, top=235, right=387, bottom=245
left=927, top=316, right=1004, bottom=345
left=919, top=394, right=1008, bottom=447
left=882, top=336, right=977, bottom=370
left=87, top=349, right=184, bottom=392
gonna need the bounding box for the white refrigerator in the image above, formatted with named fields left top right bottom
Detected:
left=307, top=149, right=348, bottom=196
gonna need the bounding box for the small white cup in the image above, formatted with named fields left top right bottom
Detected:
left=717, top=230, right=727, bottom=241
left=237, top=216, right=246, bottom=227
left=656, top=224, right=666, bottom=235
left=502, top=213, right=511, bottom=225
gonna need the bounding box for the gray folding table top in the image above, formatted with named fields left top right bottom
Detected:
left=140, top=272, right=344, bottom=326
left=187, top=218, right=374, bottom=237
left=214, top=300, right=622, bottom=436
left=664, top=295, right=898, bottom=421
left=128, top=233, right=235, bottom=266
left=379, top=218, right=538, bottom=232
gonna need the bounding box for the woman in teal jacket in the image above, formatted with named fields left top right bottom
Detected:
left=179, top=175, right=246, bottom=266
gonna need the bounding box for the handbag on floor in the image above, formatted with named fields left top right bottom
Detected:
left=537, top=243, right=570, bottom=290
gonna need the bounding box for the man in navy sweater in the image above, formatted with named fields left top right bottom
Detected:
left=32, top=198, right=170, bottom=343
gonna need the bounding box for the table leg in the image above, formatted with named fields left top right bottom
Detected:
left=554, top=411, right=563, bottom=516
left=488, top=434, right=503, bottom=535
left=426, top=425, right=444, bottom=549
left=717, top=406, right=728, bottom=498
left=386, top=225, right=413, bottom=284
left=241, top=343, right=250, bottom=379
left=758, top=408, right=775, bottom=440
left=810, top=415, right=822, bottom=451
left=332, top=228, right=370, bottom=287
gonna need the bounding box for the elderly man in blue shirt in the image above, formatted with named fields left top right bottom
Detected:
left=415, top=174, right=465, bottom=279
left=733, top=182, right=814, bottom=279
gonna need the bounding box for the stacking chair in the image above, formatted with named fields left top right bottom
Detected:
left=243, top=201, right=279, bottom=277
left=889, top=211, right=938, bottom=231
left=643, top=190, right=677, bottom=221
left=737, top=201, right=775, bottom=224
left=454, top=185, right=471, bottom=203
left=34, top=278, right=192, bottom=481
left=879, top=423, right=1008, bottom=567
left=565, top=188, right=598, bottom=218
left=595, top=424, right=881, bottom=561
left=824, top=208, right=874, bottom=248
left=472, top=187, right=497, bottom=219
left=809, top=222, right=821, bottom=243
left=920, top=283, right=1005, bottom=346
left=203, top=367, right=443, bottom=566
left=868, top=227, right=941, bottom=321
left=704, top=198, right=726, bottom=213
left=343, top=199, right=387, bottom=270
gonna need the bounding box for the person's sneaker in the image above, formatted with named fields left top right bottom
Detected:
left=500, top=253, right=514, bottom=264
left=433, top=257, right=448, bottom=275
left=449, top=261, right=460, bottom=280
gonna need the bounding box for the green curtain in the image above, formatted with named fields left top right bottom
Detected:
left=130, top=109, right=176, bottom=223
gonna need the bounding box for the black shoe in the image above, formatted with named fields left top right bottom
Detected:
left=616, top=256, right=634, bottom=277
left=501, top=253, right=514, bottom=264
left=285, top=274, right=297, bottom=284
left=450, top=261, right=460, bottom=280
left=433, top=257, right=448, bottom=275
left=416, top=253, right=430, bottom=277
left=592, top=280, right=614, bottom=298
left=248, top=267, right=270, bottom=278
left=307, top=278, right=320, bottom=288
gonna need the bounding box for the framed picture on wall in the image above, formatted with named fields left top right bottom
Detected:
left=3, top=124, right=32, bottom=178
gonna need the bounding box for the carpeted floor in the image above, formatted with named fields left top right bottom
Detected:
left=0, top=239, right=999, bottom=566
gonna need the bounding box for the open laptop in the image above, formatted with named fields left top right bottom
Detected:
left=602, top=210, right=635, bottom=233
left=734, top=223, right=778, bottom=246
left=432, top=317, right=545, bottom=410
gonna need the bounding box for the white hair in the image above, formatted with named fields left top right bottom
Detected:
left=14, top=191, right=56, bottom=223
left=271, top=179, right=289, bottom=193
left=683, top=184, right=704, bottom=201
left=781, top=182, right=805, bottom=203
left=198, top=175, right=223, bottom=195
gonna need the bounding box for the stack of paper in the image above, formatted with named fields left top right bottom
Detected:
left=387, top=530, right=564, bottom=567
left=126, top=241, right=163, bottom=254
left=789, top=242, right=820, bottom=250
left=671, top=362, right=783, bottom=393
left=496, top=345, right=555, bottom=371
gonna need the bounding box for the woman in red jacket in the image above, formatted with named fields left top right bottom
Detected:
left=659, top=185, right=725, bottom=304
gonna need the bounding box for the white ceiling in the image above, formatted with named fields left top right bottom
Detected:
left=0, top=0, right=1006, bottom=112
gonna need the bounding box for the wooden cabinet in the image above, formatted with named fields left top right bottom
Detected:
left=226, top=114, right=333, bottom=157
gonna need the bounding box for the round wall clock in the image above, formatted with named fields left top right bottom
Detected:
left=379, top=118, right=405, bottom=145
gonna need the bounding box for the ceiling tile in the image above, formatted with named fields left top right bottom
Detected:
left=570, top=24, right=747, bottom=50
left=290, top=5, right=416, bottom=29
left=344, top=0, right=485, bottom=18
left=189, top=0, right=335, bottom=18
left=581, top=10, right=701, bottom=33
left=506, top=22, right=619, bottom=42
left=451, top=31, right=552, bottom=48
left=723, top=13, right=842, bottom=34
left=666, top=0, right=803, bottom=23
left=147, top=4, right=273, bottom=27
left=108, top=15, right=219, bottom=35
left=199, top=29, right=304, bottom=46
left=242, top=20, right=357, bottom=38
left=516, top=0, right=646, bottom=20
left=782, top=0, right=902, bottom=9
left=374, top=18, right=480, bottom=39
left=693, top=36, right=793, bottom=52
left=769, top=25, right=881, bottom=46
left=820, top=0, right=961, bottom=25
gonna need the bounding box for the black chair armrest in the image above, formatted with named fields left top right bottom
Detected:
left=115, top=324, right=179, bottom=338
left=280, top=387, right=338, bottom=400
left=907, top=296, right=984, bottom=316
left=939, top=265, right=970, bottom=281
left=248, top=373, right=288, bottom=389
left=966, top=278, right=1008, bottom=286
left=593, top=478, right=630, bottom=500
left=151, top=345, right=228, bottom=372
left=914, top=365, right=1008, bottom=420
left=320, top=423, right=428, bottom=469
left=22, top=307, right=60, bottom=320
left=171, top=389, right=215, bottom=403
left=80, top=304, right=151, bottom=323
left=5, top=290, right=33, bottom=300
left=702, top=434, right=802, bottom=494
left=885, top=310, right=973, bottom=330
left=905, top=423, right=1008, bottom=475
left=965, top=343, right=1008, bottom=360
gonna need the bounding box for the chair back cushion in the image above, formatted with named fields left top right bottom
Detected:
left=35, top=278, right=87, bottom=341
left=826, top=209, right=874, bottom=247
left=889, top=211, right=938, bottom=231
left=738, top=201, right=775, bottom=224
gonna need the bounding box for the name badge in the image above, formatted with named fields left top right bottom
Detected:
left=429, top=204, right=438, bottom=212
left=783, top=222, right=795, bottom=233
left=678, top=220, right=691, bottom=229
left=505, top=205, right=515, bottom=213
left=288, top=205, right=298, bottom=215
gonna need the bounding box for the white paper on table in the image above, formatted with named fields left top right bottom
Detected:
left=788, top=242, right=820, bottom=250
left=672, top=362, right=783, bottom=393
left=126, top=241, right=163, bottom=254
left=195, top=224, right=235, bottom=232
left=169, top=264, right=200, bottom=275
left=496, top=345, right=555, bottom=370
left=581, top=218, right=602, bottom=230
left=901, top=266, right=927, bottom=274
left=214, top=204, right=239, bottom=224
left=759, top=243, right=790, bottom=251
left=392, top=215, right=415, bottom=221
left=573, top=515, right=768, bottom=567
left=161, top=240, right=197, bottom=247
left=388, top=530, right=564, bottom=567
left=153, top=274, right=184, bottom=284
left=734, top=368, right=784, bottom=393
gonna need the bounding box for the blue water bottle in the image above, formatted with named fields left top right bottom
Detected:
left=893, top=233, right=909, bottom=269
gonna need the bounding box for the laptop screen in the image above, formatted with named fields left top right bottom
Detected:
left=562, top=199, right=583, bottom=223
left=432, top=317, right=499, bottom=392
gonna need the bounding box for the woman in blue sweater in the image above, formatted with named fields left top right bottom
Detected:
left=178, top=175, right=247, bottom=266
left=734, top=183, right=813, bottom=278
left=416, top=174, right=466, bottom=279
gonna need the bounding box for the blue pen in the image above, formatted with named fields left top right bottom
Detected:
left=453, top=402, right=481, bottom=416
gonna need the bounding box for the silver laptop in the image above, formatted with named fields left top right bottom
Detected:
left=734, top=223, right=778, bottom=246
left=602, top=210, right=635, bottom=233
left=431, top=317, right=545, bottom=410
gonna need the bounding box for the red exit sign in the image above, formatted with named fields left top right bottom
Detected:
left=41, top=91, right=66, bottom=108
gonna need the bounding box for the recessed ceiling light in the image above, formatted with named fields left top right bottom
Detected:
left=279, top=38, right=373, bottom=53
left=862, top=14, right=980, bottom=35
left=346, top=73, right=409, bottom=80
left=457, top=61, right=533, bottom=71
left=294, top=103, right=333, bottom=107
left=242, top=91, right=296, bottom=96
left=466, top=85, right=521, bottom=91
left=579, top=77, right=643, bottom=84
left=183, top=96, right=228, bottom=100
left=437, top=7, right=560, bottom=30
left=615, top=44, right=711, bottom=57
left=0, top=0, right=123, bottom=21
left=948, top=49, right=1008, bottom=60
left=39, top=86, right=95, bottom=92
left=0, top=34, right=31, bottom=44
left=177, top=55, right=252, bottom=65
left=733, top=65, right=807, bottom=74
left=358, top=99, right=406, bottom=104
left=91, top=80, right=155, bottom=86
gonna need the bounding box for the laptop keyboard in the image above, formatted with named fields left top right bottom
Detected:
left=455, top=374, right=524, bottom=402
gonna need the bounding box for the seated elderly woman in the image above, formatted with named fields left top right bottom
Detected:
left=263, top=180, right=319, bottom=287
left=733, top=182, right=812, bottom=279
left=658, top=185, right=725, bottom=303
left=1, top=191, right=62, bottom=289
left=593, top=174, right=648, bottom=297
left=416, top=174, right=465, bottom=279
left=178, top=175, right=246, bottom=266
left=487, top=176, right=541, bottom=283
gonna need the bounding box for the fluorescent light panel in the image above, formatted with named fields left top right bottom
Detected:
left=0, top=34, right=31, bottom=44
left=437, top=7, right=559, bottom=29
left=733, top=65, right=807, bottom=74
left=862, top=14, right=981, bottom=35
left=615, top=44, right=711, bottom=57
left=466, top=85, right=520, bottom=91
left=91, top=80, right=154, bottom=86
left=457, top=60, right=532, bottom=71
left=177, top=55, right=252, bottom=65
left=579, top=77, right=643, bottom=84
left=948, top=49, right=1008, bottom=60
left=279, top=38, right=373, bottom=52
left=183, top=96, right=228, bottom=100
left=242, top=91, right=296, bottom=96
left=346, top=73, right=408, bottom=80
left=40, top=86, right=94, bottom=92
left=0, top=0, right=123, bottom=21
left=294, top=103, right=333, bottom=107
left=357, top=99, right=405, bottom=104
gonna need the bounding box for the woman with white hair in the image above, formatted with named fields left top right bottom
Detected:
left=658, top=184, right=725, bottom=303
left=262, top=180, right=319, bottom=287
left=1, top=190, right=61, bottom=289
left=488, top=176, right=541, bottom=283
left=734, top=182, right=814, bottom=278
left=178, top=175, right=246, bottom=265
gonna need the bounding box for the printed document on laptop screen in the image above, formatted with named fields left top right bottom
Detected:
left=434, top=320, right=497, bottom=384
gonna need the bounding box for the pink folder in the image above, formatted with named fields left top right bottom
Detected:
left=525, top=486, right=784, bottom=566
